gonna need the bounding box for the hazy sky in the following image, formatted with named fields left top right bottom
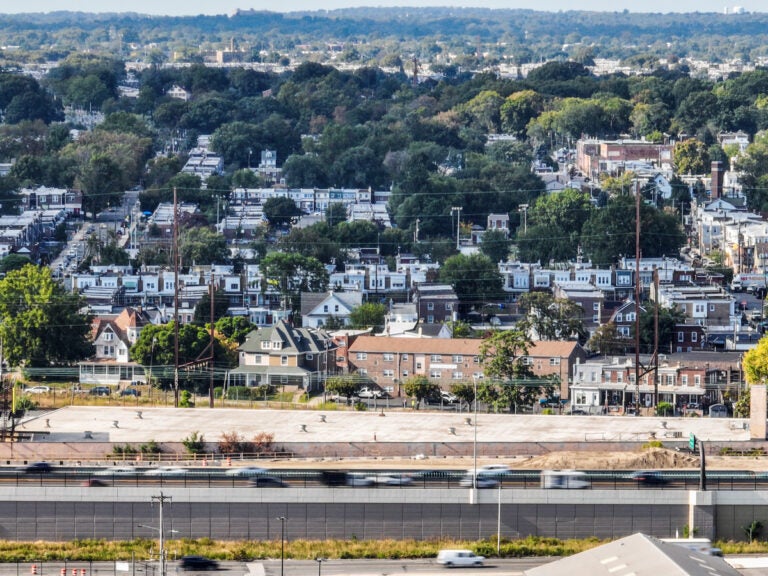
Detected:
left=0, top=1, right=762, bottom=16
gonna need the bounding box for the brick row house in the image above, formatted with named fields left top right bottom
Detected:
left=347, top=336, right=586, bottom=400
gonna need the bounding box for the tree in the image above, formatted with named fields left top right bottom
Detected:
left=193, top=289, right=230, bottom=325
left=582, top=195, right=685, bottom=266
left=518, top=292, right=587, bottom=341
left=325, top=202, right=348, bottom=227
left=743, top=336, right=768, bottom=385
left=673, top=138, right=710, bottom=175
left=479, top=329, right=532, bottom=381
left=263, top=197, right=303, bottom=228
left=261, top=252, right=329, bottom=312
left=324, top=375, right=366, bottom=399
left=130, top=322, right=238, bottom=398
left=403, top=375, right=440, bottom=406
left=0, top=254, right=31, bottom=274
left=479, top=228, right=509, bottom=263
left=180, top=227, right=229, bottom=266
left=349, top=302, right=387, bottom=330
left=588, top=323, right=629, bottom=355
left=638, top=304, right=687, bottom=354
left=215, top=316, right=256, bottom=345
left=439, top=253, right=503, bottom=310
left=0, top=265, right=92, bottom=366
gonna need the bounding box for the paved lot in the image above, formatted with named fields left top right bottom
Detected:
left=21, top=406, right=751, bottom=445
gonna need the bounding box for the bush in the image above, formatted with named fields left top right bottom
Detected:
left=655, top=401, right=674, bottom=416
left=182, top=431, right=205, bottom=454
left=140, top=440, right=162, bottom=454
left=642, top=440, right=664, bottom=449
left=218, top=431, right=251, bottom=454
left=179, top=390, right=194, bottom=407
left=252, top=432, right=275, bottom=453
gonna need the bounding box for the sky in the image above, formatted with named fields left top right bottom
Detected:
left=0, top=1, right=762, bottom=16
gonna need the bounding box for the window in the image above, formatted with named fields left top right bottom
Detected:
left=430, top=354, right=443, bottom=362
left=593, top=302, right=600, bottom=311
left=472, top=372, right=484, bottom=380
left=709, top=304, right=715, bottom=312
left=691, top=332, right=698, bottom=343
left=358, top=369, right=368, bottom=376
left=427, top=315, right=435, bottom=324
left=383, top=369, right=394, bottom=377
left=272, top=341, right=281, bottom=350
left=337, top=355, right=346, bottom=363
left=616, top=313, right=623, bottom=322
left=678, top=332, right=684, bottom=342
left=549, top=358, right=560, bottom=366
left=473, top=356, right=480, bottom=363
left=261, top=341, right=271, bottom=350
left=445, top=303, right=453, bottom=311
left=402, top=354, right=409, bottom=361
left=452, top=371, right=464, bottom=380
left=356, top=352, right=368, bottom=360
left=323, top=305, right=329, bottom=312
left=452, top=355, right=463, bottom=363
left=520, top=357, right=532, bottom=365
left=681, top=375, right=688, bottom=385
left=253, top=354, right=262, bottom=363
left=430, top=369, right=441, bottom=378
left=383, top=353, right=394, bottom=362
left=694, top=375, right=701, bottom=385
left=416, top=362, right=422, bottom=369
left=280, top=356, right=288, bottom=366
left=427, top=302, right=434, bottom=311
left=306, top=354, right=313, bottom=360
left=617, top=373, right=623, bottom=383
left=103, top=332, right=114, bottom=341
left=334, top=305, right=339, bottom=312
left=402, top=370, right=409, bottom=377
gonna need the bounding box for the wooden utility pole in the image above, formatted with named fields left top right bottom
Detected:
left=173, top=187, right=180, bottom=408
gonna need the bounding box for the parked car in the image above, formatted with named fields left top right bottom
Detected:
left=119, top=388, right=141, bottom=397
left=89, top=386, right=111, bottom=396
left=20, top=462, right=52, bottom=474
left=436, top=549, right=485, bottom=567
left=440, top=391, right=459, bottom=403
left=357, top=387, right=384, bottom=399
left=24, top=386, right=51, bottom=394
left=179, top=556, right=219, bottom=571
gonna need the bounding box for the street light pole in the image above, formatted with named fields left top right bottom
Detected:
left=150, top=492, right=172, bottom=576
left=315, top=557, right=325, bottom=576
left=451, top=206, right=462, bottom=251
left=277, top=516, right=286, bottom=576
left=472, top=376, right=478, bottom=503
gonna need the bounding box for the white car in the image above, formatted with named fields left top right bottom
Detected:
left=346, top=473, right=375, bottom=486
left=372, top=473, right=413, bottom=486
left=225, top=466, right=268, bottom=477
left=25, top=386, right=51, bottom=394
left=145, top=466, right=188, bottom=476
left=475, top=464, right=511, bottom=477
left=357, top=387, right=383, bottom=399
left=94, top=466, right=141, bottom=476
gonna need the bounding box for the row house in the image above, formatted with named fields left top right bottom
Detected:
left=230, top=187, right=386, bottom=215
left=147, top=202, right=199, bottom=237
left=570, top=353, right=735, bottom=415
left=347, top=336, right=585, bottom=399
left=19, top=187, right=83, bottom=216
left=0, top=211, right=48, bottom=257
left=653, top=285, right=735, bottom=330
left=412, top=283, right=459, bottom=324
left=217, top=204, right=266, bottom=240
left=552, top=282, right=605, bottom=335
left=226, top=320, right=335, bottom=392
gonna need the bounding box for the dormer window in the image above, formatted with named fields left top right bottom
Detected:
left=261, top=341, right=270, bottom=350
left=272, top=341, right=281, bottom=350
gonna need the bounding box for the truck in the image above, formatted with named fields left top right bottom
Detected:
left=730, top=273, right=767, bottom=293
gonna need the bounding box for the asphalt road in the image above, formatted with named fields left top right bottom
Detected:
left=6, top=559, right=551, bottom=576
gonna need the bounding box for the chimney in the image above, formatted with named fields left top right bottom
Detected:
left=711, top=161, right=724, bottom=199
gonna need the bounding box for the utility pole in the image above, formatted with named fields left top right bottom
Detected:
left=151, top=492, right=172, bottom=576
left=173, top=187, right=180, bottom=408
left=634, top=188, right=641, bottom=416
left=209, top=273, right=215, bottom=409
left=519, top=204, right=529, bottom=235
left=451, top=206, right=462, bottom=251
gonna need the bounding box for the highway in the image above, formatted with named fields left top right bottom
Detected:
left=5, top=466, right=768, bottom=491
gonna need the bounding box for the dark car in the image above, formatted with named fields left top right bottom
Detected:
left=21, top=462, right=52, bottom=474
left=119, top=388, right=140, bottom=397
left=628, top=471, right=668, bottom=485
left=179, top=556, right=219, bottom=571
left=89, top=386, right=111, bottom=396
left=249, top=476, right=287, bottom=488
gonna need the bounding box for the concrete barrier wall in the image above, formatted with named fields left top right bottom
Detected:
left=0, top=487, right=730, bottom=542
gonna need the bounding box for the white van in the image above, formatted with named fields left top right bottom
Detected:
left=541, top=470, right=590, bottom=489
left=436, top=549, right=485, bottom=567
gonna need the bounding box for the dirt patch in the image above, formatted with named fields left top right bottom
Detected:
left=510, top=448, right=699, bottom=470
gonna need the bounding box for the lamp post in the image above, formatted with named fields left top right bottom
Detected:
left=451, top=206, right=462, bottom=251
left=149, top=337, right=157, bottom=404
left=146, top=492, right=173, bottom=576
left=472, top=375, right=478, bottom=503
left=277, top=516, right=286, bottom=576
left=315, top=557, right=325, bottom=576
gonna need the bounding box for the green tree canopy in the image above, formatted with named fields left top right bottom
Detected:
left=439, top=253, right=503, bottom=310
left=403, top=375, right=440, bottom=404
left=263, top=197, right=303, bottom=228
left=180, top=227, right=230, bottom=266
left=518, top=292, right=587, bottom=342
left=0, top=265, right=92, bottom=367
left=349, top=302, right=387, bottom=330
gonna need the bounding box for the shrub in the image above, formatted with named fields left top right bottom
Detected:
left=218, top=431, right=252, bottom=454
left=140, top=440, right=162, bottom=454
left=180, top=390, right=194, bottom=407
left=642, top=440, right=663, bottom=449
left=182, top=431, right=205, bottom=454
left=655, top=401, right=674, bottom=416
left=353, top=402, right=368, bottom=411
left=252, top=432, right=275, bottom=453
